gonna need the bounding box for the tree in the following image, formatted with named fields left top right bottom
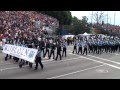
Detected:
left=38, top=11, right=72, bottom=35
left=64, top=16, right=90, bottom=35
left=81, top=16, right=90, bottom=34
left=38, top=11, right=72, bottom=25
left=93, top=11, right=105, bottom=24
left=82, top=16, right=88, bottom=24
left=38, top=11, right=91, bottom=35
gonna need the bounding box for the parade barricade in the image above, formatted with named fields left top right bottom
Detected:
left=2, top=44, right=38, bottom=63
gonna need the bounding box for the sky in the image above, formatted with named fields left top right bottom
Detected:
left=71, top=11, right=120, bottom=26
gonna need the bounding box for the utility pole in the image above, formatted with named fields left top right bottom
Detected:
left=107, top=11, right=108, bottom=24
left=110, top=17, right=111, bottom=24
left=91, top=11, right=93, bottom=24
left=114, top=11, right=116, bottom=25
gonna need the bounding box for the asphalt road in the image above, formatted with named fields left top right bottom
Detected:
left=1, top=45, right=120, bottom=79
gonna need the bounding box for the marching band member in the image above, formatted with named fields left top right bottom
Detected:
left=77, top=40, right=83, bottom=55
left=34, top=46, right=44, bottom=70
left=62, top=40, right=67, bottom=57
left=55, top=42, right=62, bottom=60
left=49, top=42, right=56, bottom=59
left=83, top=41, right=88, bottom=55
left=72, top=40, right=78, bottom=54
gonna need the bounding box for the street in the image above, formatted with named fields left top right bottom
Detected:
left=0, top=45, right=120, bottom=79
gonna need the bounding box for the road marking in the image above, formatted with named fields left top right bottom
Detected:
left=87, top=55, right=120, bottom=65
left=96, top=69, right=108, bottom=73
left=114, top=53, right=120, bottom=56
left=43, top=57, right=82, bottom=64
left=68, top=49, right=120, bottom=66
left=48, top=53, right=120, bottom=79
left=0, top=67, right=19, bottom=71
left=1, top=49, right=120, bottom=73
left=81, top=56, right=120, bottom=69
left=107, top=52, right=119, bottom=55
left=69, top=53, right=120, bottom=70
left=0, top=52, right=75, bottom=67
left=0, top=62, right=13, bottom=66
left=67, top=50, right=72, bottom=52
left=0, top=57, right=82, bottom=71
left=0, top=59, right=54, bottom=67
left=42, top=59, right=54, bottom=63
left=47, top=64, right=104, bottom=79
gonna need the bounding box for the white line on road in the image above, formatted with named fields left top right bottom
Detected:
left=0, top=67, right=19, bottom=71
left=87, top=55, right=120, bottom=65
left=1, top=49, right=120, bottom=75
left=113, top=53, right=120, bottom=56
left=48, top=53, right=120, bottom=79
left=47, top=64, right=104, bottom=79
left=69, top=53, right=120, bottom=69
left=105, top=52, right=120, bottom=56
left=42, top=59, right=54, bottom=63
left=80, top=56, right=120, bottom=69
left=0, top=59, right=54, bottom=67
left=0, top=57, right=82, bottom=71
left=0, top=62, right=13, bottom=66
left=0, top=51, right=75, bottom=67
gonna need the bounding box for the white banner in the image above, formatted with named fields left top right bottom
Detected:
left=2, top=44, right=38, bottom=63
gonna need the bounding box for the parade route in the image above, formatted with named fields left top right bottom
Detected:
left=1, top=46, right=120, bottom=79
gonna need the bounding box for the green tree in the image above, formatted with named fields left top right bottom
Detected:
left=64, top=16, right=90, bottom=35
left=38, top=11, right=72, bottom=35
left=81, top=16, right=90, bottom=34
left=38, top=11, right=90, bottom=35
left=39, top=11, right=72, bottom=25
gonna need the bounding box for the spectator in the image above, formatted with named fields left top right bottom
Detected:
left=0, top=11, right=59, bottom=43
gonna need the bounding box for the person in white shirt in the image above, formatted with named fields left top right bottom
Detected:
left=62, top=40, right=67, bottom=57
left=83, top=41, right=88, bottom=55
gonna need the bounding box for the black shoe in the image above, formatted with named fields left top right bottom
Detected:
left=5, top=59, right=7, bottom=61
left=29, top=66, right=32, bottom=68
left=43, top=56, right=45, bottom=58
left=34, top=68, right=38, bottom=70
left=26, top=62, right=28, bottom=65
left=22, top=62, right=25, bottom=65
left=5, top=57, right=7, bottom=61
left=41, top=67, right=43, bottom=69
left=29, top=64, right=32, bottom=68
left=16, top=61, right=18, bottom=63
left=19, top=62, right=23, bottom=68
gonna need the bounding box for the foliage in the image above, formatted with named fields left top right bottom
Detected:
left=39, top=11, right=72, bottom=25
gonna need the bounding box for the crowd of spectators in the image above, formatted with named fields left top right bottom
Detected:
left=92, top=23, right=120, bottom=34
left=0, top=11, right=59, bottom=41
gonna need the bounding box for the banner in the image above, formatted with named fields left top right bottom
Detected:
left=2, top=44, right=38, bottom=63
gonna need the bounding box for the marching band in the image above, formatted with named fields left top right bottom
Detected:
left=2, top=35, right=120, bottom=70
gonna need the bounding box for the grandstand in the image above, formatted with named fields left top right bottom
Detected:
left=0, top=11, right=59, bottom=41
